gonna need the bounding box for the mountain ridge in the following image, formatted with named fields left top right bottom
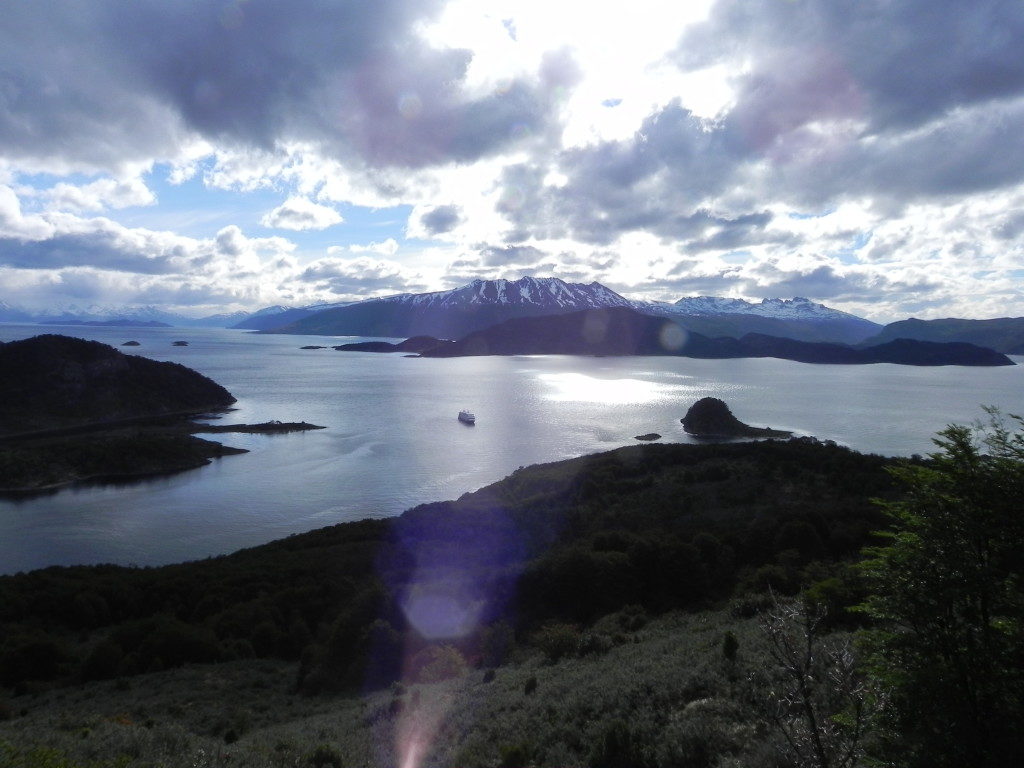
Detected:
left=863, top=316, right=1024, bottom=354
left=263, top=277, right=881, bottom=344
left=415, top=306, right=1013, bottom=366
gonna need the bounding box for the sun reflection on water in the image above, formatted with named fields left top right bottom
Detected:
left=538, top=372, right=680, bottom=404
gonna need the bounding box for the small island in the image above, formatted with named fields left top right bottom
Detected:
left=333, top=335, right=444, bottom=353
left=681, top=397, right=793, bottom=439
left=634, top=433, right=662, bottom=441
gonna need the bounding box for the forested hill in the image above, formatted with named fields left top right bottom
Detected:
left=0, top=438, right=895, bottom=694
left=862, top=316, right=1024, bottom=354
left=0, top=335, right=235, bottom=436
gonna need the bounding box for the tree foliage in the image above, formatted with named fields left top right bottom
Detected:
left=858, top=410, right=1024, bottom=767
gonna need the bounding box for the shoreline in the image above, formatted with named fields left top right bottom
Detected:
left=0, top=434, right=865, bottom=575
left=0, top=420, right=324, bottom=496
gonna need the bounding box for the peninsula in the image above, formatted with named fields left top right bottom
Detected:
left=0, top=335, right=319, bottom=493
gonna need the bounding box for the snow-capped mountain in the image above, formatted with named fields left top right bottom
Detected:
left=270, top=277, right=879, bottom=344
left=231, top=301, right=355, bottom=331
left=0, top=301, right=253, bottom=328
left=3, top=278, right=880, bottom=344
left=273, top=277, right=636, bottom=338
left=629, top=295, right=880, bottom=344
left=0, top=302, right=185, bottom=326
left=375, top=277, right=633, bottom=310
left=663, top=295, right=866, bottom=322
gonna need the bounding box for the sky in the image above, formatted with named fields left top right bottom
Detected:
left=1, top=0, right=1023, bottom=322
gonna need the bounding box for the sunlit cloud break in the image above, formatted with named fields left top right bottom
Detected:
left=0, top=0, right=1021, bottom=322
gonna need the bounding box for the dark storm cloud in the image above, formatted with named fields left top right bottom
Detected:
left=676, top=0, right=1024, bottom=133
left=419, top=205, right=463, bottom=235
left=0, top=0, right=573, bottom=171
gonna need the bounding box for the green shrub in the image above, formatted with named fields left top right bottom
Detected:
left=591, top=719, right=643, bottom=768
left=531, top=623, right=580, bottom=663
left=409, top=644, right=467, bottom=683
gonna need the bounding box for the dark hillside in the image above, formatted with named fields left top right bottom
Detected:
left=416, top=307, right=1014, bottom=365
left=863, top=316, right=1024, bottom=353
left=0, top=335, right=236, bottom=436
left=0, top=439, right=895, bottom=694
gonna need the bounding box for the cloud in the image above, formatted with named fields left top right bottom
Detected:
left=418, top=205, right=463, bottom=235
left=0, top=181, right=296, bottom=286
left=676, top=0, right=1024, bottom=133
left=342, top=238, right=400, bottom=256
left=0, top=185, right=56, bottom=240
left=483, top=0, right=1024, bottom=294
left=46, top=177, right=156, bottom=213
left=0, top=0, right=578, bottom=174
left=261, top=197, right=343, bottom=231
left=297, top=255, right=424, bottom=298
left=477, top=244, right=549, bottom=268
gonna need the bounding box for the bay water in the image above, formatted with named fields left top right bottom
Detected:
left=1, top=323, right=1021, bottom=575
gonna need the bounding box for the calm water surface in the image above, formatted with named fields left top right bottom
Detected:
left=2, top=323, right=1022, bottom=574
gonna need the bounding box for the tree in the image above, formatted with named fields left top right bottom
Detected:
left=760, top=593, right=872, bottom=768
left=858, top=411, right=1024, bottom=767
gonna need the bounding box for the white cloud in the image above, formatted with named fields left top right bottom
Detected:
left=46, top=177, right=156, bottom=213
left=0, top=185, right=56, bottom=240
left=342, top=238, right=400, bottom=256
left=260, top=197, right=344, bottom=231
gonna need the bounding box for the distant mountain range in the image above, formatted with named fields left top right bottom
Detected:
left=254, top=277, right=883, bottom=344
left=415, top=307, right=1013, bottom=366
left=269, top=277, right=634, bottom=339
left=0, top=301, right=242, bottom=328
left=6, top=278, right=1023, bottom=354
left=641, top=295, right=880, bottom=345
left=230, top=302, right=355, bottom=331
left=0, top=300, right=352, bottom=329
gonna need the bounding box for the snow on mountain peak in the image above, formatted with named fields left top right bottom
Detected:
left=372, top=277, right=632, bottom=311
left=667, top=295, right=857, bottom=321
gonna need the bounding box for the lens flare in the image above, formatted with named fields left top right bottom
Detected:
left=659, top=321, right=688, bottom=351
left=401, top=583, right=484, bottom=640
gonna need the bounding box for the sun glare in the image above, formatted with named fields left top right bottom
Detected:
left=539, top=371, right=679, bottom=404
